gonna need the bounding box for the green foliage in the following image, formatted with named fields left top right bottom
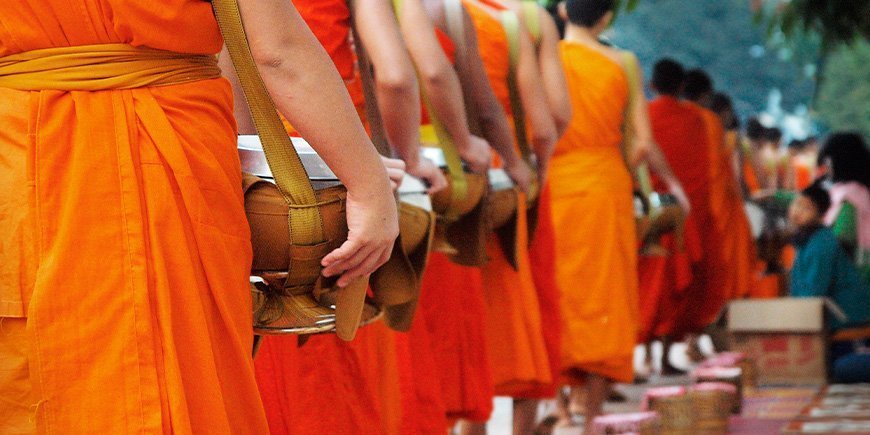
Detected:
left=815, top=40, right=870, bottom=138
left=606, top=0, right=815, bottom=120
left=758, top=0, right=870, bottom=50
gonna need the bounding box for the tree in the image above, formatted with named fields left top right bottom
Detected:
left=606, top=0, right=815, bottom=121
left=814, top=40, right=870, bottom=138
left=755, top=0, right=870, bottom=51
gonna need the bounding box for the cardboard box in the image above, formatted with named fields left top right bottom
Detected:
left=727, top=298, right=847, bottom=386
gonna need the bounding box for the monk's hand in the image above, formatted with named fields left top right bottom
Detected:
left=669, top=182, right=691, bottom=215
left=459, top=134, right=492, bottom=174
left=407, top=157, right=448, bottom=195
left=381, top=156, right=407, bottom=192
left=322, top=183, right=399, bottom=288
left=505, top=160, right=534, bottom=194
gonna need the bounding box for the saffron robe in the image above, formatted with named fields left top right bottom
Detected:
left=257, top=3, right=442, bottom=434
left=464, top=0, right=552, bottom=396
left=0, top=0, right=269, bottom=433
left=551, top=42, right=639, bottom=384
left=648, top=96, right=717, bottom=335
left=693, top=105, right=754, bottom=316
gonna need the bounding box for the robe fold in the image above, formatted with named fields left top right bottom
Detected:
left=516, top=185, right=563, bottom=399
left=551, top=42, right=638, bottom=384
left=0, top=1, right=269, bottom=432
left=465, top=0, right=553, bottom=397
left=648, top=96, right=718, bottom=335
left=420, top=253, right=495, bottom=422
left=254, top=3, right=409, bottom=434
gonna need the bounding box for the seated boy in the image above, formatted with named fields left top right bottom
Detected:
left=788, top=184, right=870, bottom=382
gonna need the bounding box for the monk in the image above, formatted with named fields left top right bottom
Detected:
left=389, top=1, right=519, bottom=432
left=0, top=0, right=398, bottom=433
left=550, top=0, right=686, bottom=430
left=458, top=0, right=573, bottom=432
left=218, top=1, right=425, bottom=433
left=648, top=59, right=717, bottom=365
left=683, top=69, right=750, bottom=304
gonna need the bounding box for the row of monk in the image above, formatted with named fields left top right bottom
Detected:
left=0, top=0, right=796, bottom=433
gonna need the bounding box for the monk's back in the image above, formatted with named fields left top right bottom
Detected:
left=464, top=1, right=511, bottom=112
left=0, top=0, right=222, bottom=55
left=552, top=41, right=630, bottom=193
left=648, top=96, right=710, bottom=196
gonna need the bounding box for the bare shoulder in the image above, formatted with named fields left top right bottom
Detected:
left=422, top=0, right=447, bottom=26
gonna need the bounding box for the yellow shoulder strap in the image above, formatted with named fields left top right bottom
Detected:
left=394, top=0, right=468, bottom=218
left=211, top=0, right=324, bottom=246
left=521, top=1, right=542, bottom=47
left=499, top=10, right=533, bottom=165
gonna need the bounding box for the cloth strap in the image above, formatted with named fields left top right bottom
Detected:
left=212, top=0, right=326, bottom=247
left=521, top=1, right=542, bottom=47
left=393, top=0, right=469, bottom=220
left=620, top=50, right=654, bottom=196
left=348, top=0, right=393, bottom=157
left=443, top=0, right=483, bottom=135
left=0, top=43, right=221, bottom=90
left=500, top=10, right=538, bottom=192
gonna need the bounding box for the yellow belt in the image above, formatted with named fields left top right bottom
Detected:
left=0, top=43, right=221, bottom=91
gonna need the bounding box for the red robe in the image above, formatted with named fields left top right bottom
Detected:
left=648, top=96, right=717, bottom=335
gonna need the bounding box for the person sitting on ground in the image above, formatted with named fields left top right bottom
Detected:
left=788, top=183, right=870, bottom=383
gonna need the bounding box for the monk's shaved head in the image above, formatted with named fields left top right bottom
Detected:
left=651, top=58, right=685, bottom=96
left=564, top=0, right=615, bottom=27
left=682, top=69, right=714, bottom=102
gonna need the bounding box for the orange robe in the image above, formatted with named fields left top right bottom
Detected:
left=0, top=1, right=268, bottom=433
left=409, top=21, right=493, bottom=425
left=551, top=42, right=639, bottom=384
left=693, top=105, right=754, bottom=313
left=257, top=3, right=433, bottom=434
left=419, top=254, right=494, bottom=423
left=517, top=185, right=563, bottom=399
left=465, top=0, right=552, bottom=396
left=648, top=96, right=717, bottom=335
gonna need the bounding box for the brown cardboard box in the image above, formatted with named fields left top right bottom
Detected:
left=727, top=298, right=847, bottom=386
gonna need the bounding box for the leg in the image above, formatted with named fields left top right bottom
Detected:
left=661, top=336, right=686, bottom=375
left=513, top=399, right=538, bottom=435
left=685, top=333, right=705, bottom=363
left=583, top=374, right=609, bottom=434
left=0, top=317, right=37, bottom=434
left=457, top=420, right=486, bottom=435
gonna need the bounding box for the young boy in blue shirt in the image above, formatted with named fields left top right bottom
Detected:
left=789, top=184, right=870, bottom=382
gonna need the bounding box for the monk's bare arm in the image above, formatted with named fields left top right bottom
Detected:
left=535, top=8, right=572, bottom=137
left=234, top=0, right=398, bottom=284
left=398, top=0, right=491, bottom=173
left=516, top=27, right=558, bottom=178
left=354, top=0, right=421, bottom=169
left=450, top=4, right=533, bottom=190
left=624, top=61, right=691, bottom=212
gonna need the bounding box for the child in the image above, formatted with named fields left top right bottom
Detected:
left=788, top=184, right=870, bottom=382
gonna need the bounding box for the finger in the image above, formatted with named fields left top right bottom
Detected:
left=321, top=239, right=362, bottom=268
left=323, top=242, right=376, bottom=277
left=337, top=246, right=392, bottom=287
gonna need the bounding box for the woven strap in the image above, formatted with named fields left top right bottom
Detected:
left=621, top=50, right=650, bottom=184
left=443, top=0, right=485, bottom=137
left=212, top=0, right=325, bottom=247
left=348, top=0, right=392, bottom=157
left=521, top=1, right=542, bottom=47
left=499, top=11, right=534, bottom=167
left=393, top=0, right=469, bottom=220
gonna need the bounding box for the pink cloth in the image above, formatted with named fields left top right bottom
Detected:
left=691, top=366, right=742, bottom=382
left=592, top=412, right=660, bottom=434
left=700, top=351, right=747, bottom=368
left=692, top=382, right=738, bottom=394
left=825, top=182, right=870, bottom=251
left=642, top=386, right=687, bottom=410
